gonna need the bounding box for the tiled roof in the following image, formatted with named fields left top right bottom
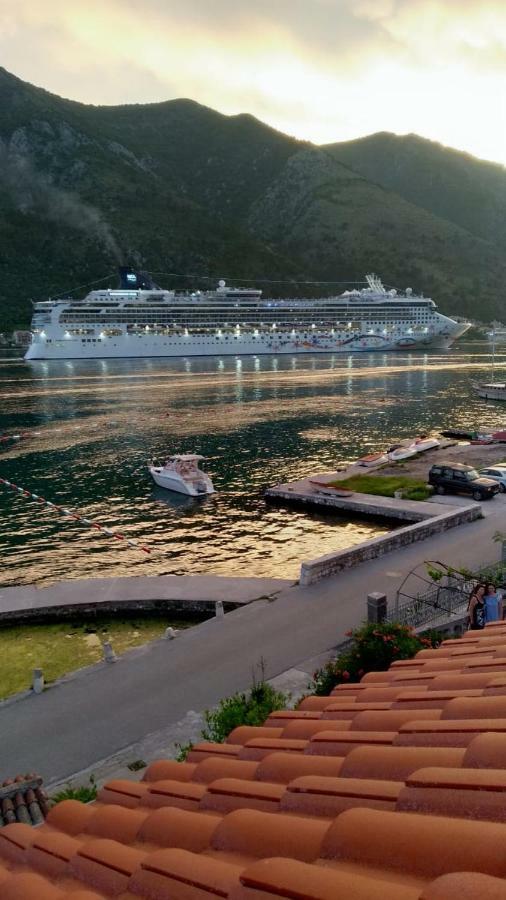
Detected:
left=0, top=775, right=48, bottom=828
left=7, top=624, right=506, bottom=897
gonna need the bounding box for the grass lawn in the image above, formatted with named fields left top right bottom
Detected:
left=332, top=474, right=432, bottom=502
left=0, top=615, right=199, bottom=699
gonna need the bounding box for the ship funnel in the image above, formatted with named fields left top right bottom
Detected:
left=118, top=267, right=159, bottom=290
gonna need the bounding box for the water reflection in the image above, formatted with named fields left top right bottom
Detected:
left=0, top=344, right=502, bottom=587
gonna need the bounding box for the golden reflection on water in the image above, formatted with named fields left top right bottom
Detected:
left=0, top=345, right=504, bottom=587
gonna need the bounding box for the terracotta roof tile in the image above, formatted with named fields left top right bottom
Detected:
left=69, top=838, right=145, bottom=895
left=391, top=689, right=484, bottom=709
left=321, top=807, right=506, bottom=879
left=96, top=780, right=149, bottom=810
left=144, top=779, right=207, bottom=811
left=279, top=720, right=352, bottom=740
left=231, top=856, right=421, bottom=900
left=200, top=779, right=284, bottom=814
left=25, top=831, right=81, bottom=878
left=394, top=718, right=506, bottom=748
left=263, top=711, right=322, bottom=727
left=338, top=745, right=465, bottom=781
left=142, top=760, right=197, bottom=783
left=226, top=726, right=284, bottom=745
left=305, top=730, right=396, bottom=756
left=320, top=701, right=394, bottom=721
left=281, top=774, right=400, bottom=818
left=296, top=697, right=336, bottom=711
left=45, top=800, right=96, bottom=836
left=463, top=732, right=506, bottom=769
left=83, top=805, right=148, bottom=843
left=238, top=738, right=308, bottom=762
left=255, top=753, right=344, bottom=784
left=0, top=821, right=37, bottom=863
left=186, top=743, right=242, bottom=765
left=129, top=847, right=242, bottom=899
left=137, top=807, right=220, bottom=851
left=210, top=809, right=329, bottom=862
left=0, top=872, right=66, bottom=900
left=397, top=765, right=506, bottom=821
left=443, top=696, right=506, bottom=720
left=420, top=871, right=506, bottom=899
left=350, top=708, right=442, bottom=732
left=192, top=759, right=260, bottom=785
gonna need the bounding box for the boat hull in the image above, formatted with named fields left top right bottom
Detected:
left=25, top=324, right=468, bottom=361
left=475, top=383, right=506, bottom=401
left=149, top=467, right=215, bottom=496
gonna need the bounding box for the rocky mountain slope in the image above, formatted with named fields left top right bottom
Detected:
left=1, top=66, right=505, bottom=329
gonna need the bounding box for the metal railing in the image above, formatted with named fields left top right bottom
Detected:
left=387, top=582, right=469, bottom=629
left=390, top=561, right=506, bottom=630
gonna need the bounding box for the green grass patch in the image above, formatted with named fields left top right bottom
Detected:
left=332, top=474, right=432, bottom=501
left=0, top=616, right=197, bottom=700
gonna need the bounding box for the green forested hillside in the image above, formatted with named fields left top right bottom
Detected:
left=326, top=132, right=506, bottom=254
left=1, top=66, right=505, bottom=329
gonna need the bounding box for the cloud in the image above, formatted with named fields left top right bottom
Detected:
left=1, top=0, right=506, bottom=163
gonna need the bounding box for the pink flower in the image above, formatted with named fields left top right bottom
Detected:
left=342, top=671, right=350, bottom=681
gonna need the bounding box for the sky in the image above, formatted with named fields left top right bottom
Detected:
left=1, top=0, right=506, bottom=165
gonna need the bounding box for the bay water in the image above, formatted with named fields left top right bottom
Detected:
left=0, top=344, right=503, bottom=587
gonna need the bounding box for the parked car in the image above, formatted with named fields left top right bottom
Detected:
left=479, top=465, right=506, bottom=492
left=428, top=462, right=500, bottom=500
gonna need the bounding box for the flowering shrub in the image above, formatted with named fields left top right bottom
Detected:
left=310, top=622, right=440, bottom=695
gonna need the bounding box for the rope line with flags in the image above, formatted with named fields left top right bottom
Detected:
left=0, top=477, right=153, bottom=555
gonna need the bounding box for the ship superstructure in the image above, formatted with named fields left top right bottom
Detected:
left=25, top=269, right=469, bottom=360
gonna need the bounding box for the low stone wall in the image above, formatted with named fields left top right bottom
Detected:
left=300, top=504, right=482, bottom=586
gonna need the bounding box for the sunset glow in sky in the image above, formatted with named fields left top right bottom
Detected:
left=1, top=0, right=506, bottom=164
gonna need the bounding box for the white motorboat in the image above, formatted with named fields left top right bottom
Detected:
left=148, top=454, right=215, bottom=496
left=355, top=452, right=389, bottom=467
left=409, top=436, right=440, bottom=453
left=387, top=445, right=419, bottom=462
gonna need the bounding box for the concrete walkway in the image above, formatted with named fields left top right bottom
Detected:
left=0, top=575, right=290, bottom=620
left=1, top=495, right=504, bottom=785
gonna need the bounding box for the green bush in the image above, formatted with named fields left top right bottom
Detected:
left=175, top=679, right=289, bottom=760
left=51, top=775, right=97, bottom=805
left=202, top=681, right=288, bottom=744
left=310, top=622, right=440, bottom=695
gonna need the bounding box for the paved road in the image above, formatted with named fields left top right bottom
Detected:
left=1, top=495, right=504, bottom=784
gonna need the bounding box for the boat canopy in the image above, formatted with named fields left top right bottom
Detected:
left=168, top=454, right=205, bottom=461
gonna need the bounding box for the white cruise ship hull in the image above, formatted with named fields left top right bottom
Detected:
left=25, top=325, right=467, bottom=360
left=24, top=269, right=470, bottom=361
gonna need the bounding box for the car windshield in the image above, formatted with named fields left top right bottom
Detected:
left=466, top=469, right=479, bottom=481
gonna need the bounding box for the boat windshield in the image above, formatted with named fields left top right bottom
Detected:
left=466, top=469, right=479, bottom=481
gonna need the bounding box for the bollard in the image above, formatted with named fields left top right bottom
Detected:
left=32, top=668, right=44, bottom=694
left=367, top=591, right=387, bottom=624
left=102, top=641, right=117, bottom=663
left=164, top=627, right=178, bottom=640
left=215, top=600, right=225, bottom=619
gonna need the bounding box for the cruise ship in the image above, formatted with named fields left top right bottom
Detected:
left=25, top=269, right=469, bottom=360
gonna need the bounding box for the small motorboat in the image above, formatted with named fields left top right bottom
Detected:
left=148, top=454, right=215, bottom=496
left=410, top=436, right=440, bottom=453
left=355, top=452, right=389, bottom=467
left=387, top=445, right=419, bottom=462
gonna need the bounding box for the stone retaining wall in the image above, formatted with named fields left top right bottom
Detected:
left=300, top=504, right=482, bottom=586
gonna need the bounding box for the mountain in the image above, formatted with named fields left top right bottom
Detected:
left=1, top=66, right=506, bottom=329
left=325, top=132, right=506, bottom=254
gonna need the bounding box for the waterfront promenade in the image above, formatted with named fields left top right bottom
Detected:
left=0, top=494, right=504, bottom=784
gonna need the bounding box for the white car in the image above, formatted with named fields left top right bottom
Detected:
left=479, top=465, right=506, bottom=492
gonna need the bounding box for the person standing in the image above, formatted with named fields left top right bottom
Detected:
left=485, top=583, right=501, bottom=623
left=468, top=584, right=486, bottom=630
